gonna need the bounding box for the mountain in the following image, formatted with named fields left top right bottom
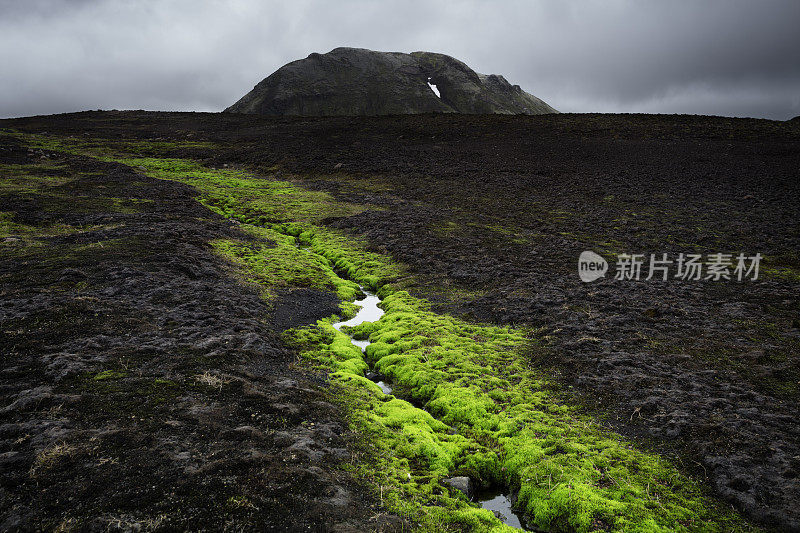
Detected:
left=225, top=47, right=557, bottom=116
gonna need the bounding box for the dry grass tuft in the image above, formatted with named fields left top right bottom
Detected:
left=195, top=371, right=233, bottom=390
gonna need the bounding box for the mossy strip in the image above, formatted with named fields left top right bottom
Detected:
left=7, top=133, right=757, bottom=532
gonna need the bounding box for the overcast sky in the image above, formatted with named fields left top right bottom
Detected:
left=1, top=0, right=799, bottom=120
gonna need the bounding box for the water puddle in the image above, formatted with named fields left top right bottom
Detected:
left=332, top=287, right=391, bottom=394
left=332, top=288, right=383, bottom=331
left=476, top=489, right=529, bottom=530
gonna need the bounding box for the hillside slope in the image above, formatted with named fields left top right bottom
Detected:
left=2, top=111, right=798, bottom=531
left=225, top=47, right=557, bottom=116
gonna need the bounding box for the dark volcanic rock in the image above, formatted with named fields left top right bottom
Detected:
left=5, top=110, right=800, bottom=530
left=225, top=47, right=557, bottom=116
left=0, top=137, right=405, bottom=532
left=270, top=288, right=341, bottom=331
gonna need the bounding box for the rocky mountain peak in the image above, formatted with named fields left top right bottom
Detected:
left=225, top=47, right=557, bottom=116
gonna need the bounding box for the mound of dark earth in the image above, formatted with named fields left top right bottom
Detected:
left=225, top=47, right=557, bottom=116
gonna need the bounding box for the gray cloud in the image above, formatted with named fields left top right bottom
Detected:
left=1, top=0, right=798, bottom=119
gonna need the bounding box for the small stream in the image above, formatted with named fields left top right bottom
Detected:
left=331, top=288, right=383, bottom=330
left=240, top=222, right=529, bottom=528
left=329, top=285, right=528, bottom=529
left=331, top=287, right=392, bottom=394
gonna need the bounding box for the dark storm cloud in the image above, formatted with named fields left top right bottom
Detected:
left=1, top=0, right=798, bottom=119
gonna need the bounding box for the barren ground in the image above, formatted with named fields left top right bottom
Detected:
left=1, top=111, right=798, bottom=531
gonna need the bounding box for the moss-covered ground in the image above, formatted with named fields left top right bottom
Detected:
left=3, top=130, right=761, bottom=532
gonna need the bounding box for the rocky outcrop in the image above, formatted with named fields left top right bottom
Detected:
left=225, top=47, right=557, bottom=116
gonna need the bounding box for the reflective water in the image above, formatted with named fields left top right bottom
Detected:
left=331, top=288, right=391, bottom=394
left=350, top=338, right=371, bottom=352
left=477, top=489, right=526, bottom=530
left=332, top=289, right=383, bottom=331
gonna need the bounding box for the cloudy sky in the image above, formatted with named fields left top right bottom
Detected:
left=1, top=0, right=799, bottom=119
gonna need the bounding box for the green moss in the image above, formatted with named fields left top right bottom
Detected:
left=119, top=154, right=752, bottom=531
left=210, top=231, right=360, bottom=302
left=143, top=378, right=180, bottom=405
left=289, top=289, right=754, bottom=532
left=110, top=197, right=154, bottom=213
left=761, top=255, right=800, bottom=282
left=94, top=370, right=127, bottom=381
left=432, top=220, right=461, bottom=236
left=9, top=132, right=757, bottom=532
left=208, top=223, right=404, bottom=319
left=0, top=162, right=117, bottom=242
left=0, top=211, right=78, bottom=241
left=225, top=495, right=257, bottom=512
left=98, top=156, right=365, bottom=225
left=6, top=132, right=215, bottom=159
left=0, top=164, right=74, bottom=194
